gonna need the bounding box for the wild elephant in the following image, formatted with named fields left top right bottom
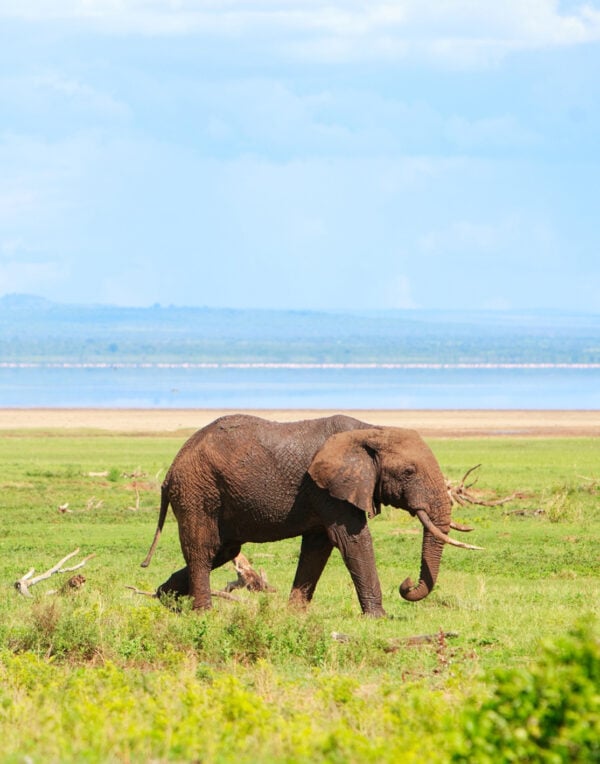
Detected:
left=142, top=414, right=479, bottom=616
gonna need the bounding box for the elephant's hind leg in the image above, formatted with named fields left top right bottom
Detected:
left=289, top=529, right=333, bottom=608
left=177, top=514, right=219, bottom=610
left=156, top=566, right=190, bottom=605
left=211, top=542, right=241, bottom=570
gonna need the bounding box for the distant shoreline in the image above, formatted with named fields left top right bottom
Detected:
left=1, top=408, right=598, bottom=438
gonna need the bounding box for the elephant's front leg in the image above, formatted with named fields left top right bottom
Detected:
left=289, top=529, right=334, bottom=608
left=325, top=510, right=386, bottom=617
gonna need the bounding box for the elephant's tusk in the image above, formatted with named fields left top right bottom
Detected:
left=450, top=521, right=474, bottom=532
left=416, top=510, right=484, bottom=550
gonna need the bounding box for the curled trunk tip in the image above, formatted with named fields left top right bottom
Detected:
left=399, top=576, right=431, bottom=602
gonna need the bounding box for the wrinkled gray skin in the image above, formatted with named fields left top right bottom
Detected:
left=142, top=414, right=457, bottom=617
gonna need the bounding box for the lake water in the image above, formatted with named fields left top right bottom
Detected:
left=1, top=363, right=599, bottom=410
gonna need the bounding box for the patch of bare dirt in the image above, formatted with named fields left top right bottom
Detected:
left=1, top=408, right=598, bottom=438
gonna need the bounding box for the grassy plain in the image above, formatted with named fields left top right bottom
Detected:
left=0, top=418, right=598, bottom=762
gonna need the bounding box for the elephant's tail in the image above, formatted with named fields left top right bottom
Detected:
left=140, top=480, right=170, bottom=567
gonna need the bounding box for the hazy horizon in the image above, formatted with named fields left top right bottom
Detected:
left=2, top=292, right=599, bottom=318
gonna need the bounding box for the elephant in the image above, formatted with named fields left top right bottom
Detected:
left=141, top=414, right=479, bottom=617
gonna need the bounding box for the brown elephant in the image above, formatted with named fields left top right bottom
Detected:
left=141, top=414, right=479, bottom=616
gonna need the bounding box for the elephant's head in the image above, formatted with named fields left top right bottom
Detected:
left=308, top=427, right=480, bottom=602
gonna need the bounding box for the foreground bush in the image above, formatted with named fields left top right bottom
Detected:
left=453, top=621, right=600, bottom=763
left=1, top=617, right=597, bottom=762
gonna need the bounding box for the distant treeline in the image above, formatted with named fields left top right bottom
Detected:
left=1, top=294, right=599, bottom=365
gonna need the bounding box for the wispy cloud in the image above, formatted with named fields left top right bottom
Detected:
left=0, top=259, right=65, bottom=295
left=30, top=73, right=132, bottom=120
left=3, top=1, right=600, bottom=65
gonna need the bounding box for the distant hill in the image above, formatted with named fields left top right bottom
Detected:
left=0, top=293, right=56, bottom=311
left=0, top=294, right=598, bottom=365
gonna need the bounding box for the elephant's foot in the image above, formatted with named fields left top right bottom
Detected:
left=361, top=605, right=387, bottom=618
left=191, top=596, right=213, bottom=611
left=156, top=566, right=190, bottom=610
left=288, top=586, right=312, bottom=610
left=156, top=566, right=215, bottom=611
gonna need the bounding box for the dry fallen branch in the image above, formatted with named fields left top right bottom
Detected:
left=122, top=469, right=147, bottom=479
left=125, top=585, right=241, bottom=602
left=387, top=630, right=459, bottom=651
left=125, top=585, right=157, bottom=597
left=128, top=486, right=141, bottom=511
left=504, top=508, right=546, bottom=517
left=15, top=549, right=96, bottom=597
left=331, top=630, right=459, bottom=650
left=214, top=590, right=243, bottom=602
left=224, top=553, right=276, bottom=593
left=447, top=465, right=527, bottom=508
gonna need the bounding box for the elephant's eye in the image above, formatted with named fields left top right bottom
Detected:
left=403, top=464, right=417, bottom=476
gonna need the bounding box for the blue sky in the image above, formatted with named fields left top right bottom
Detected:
left=1, top=1, right=599, bottom=312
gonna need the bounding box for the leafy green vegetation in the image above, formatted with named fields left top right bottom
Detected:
left=0, top=431, right=598, bottom=762
left=452, top=623, right=599, bottom=763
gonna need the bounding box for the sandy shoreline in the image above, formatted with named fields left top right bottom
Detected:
left=0, top=408, right=598, bottom=437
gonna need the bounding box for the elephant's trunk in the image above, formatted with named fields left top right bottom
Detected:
left=399, top=524, right=444, bottom=602
left=399, top=506, right=482, bottom=602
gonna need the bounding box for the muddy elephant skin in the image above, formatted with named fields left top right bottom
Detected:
left=142, top=413, right=469, bottom=617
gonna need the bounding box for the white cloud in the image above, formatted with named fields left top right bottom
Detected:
left=0, top=260, right=65, bottom=295
left=0, top=189, right=38, bottom=223
left=0, top=133, right=85, bottom=225
left=31, top=73, right=132, bottom=120
left=418, top=218, right=519, bottom=259
left=2, top=1, right=599, bottom=65
left=446, top=115, right=540, bottom=151
left=417, top=215, right=562, bottom=268
left=380, top=273, right=419, bottom=309
left=1, top=237, right=32, bottom=259
left=482, top=296, right=513, bottom=310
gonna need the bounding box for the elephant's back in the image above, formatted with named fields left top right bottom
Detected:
left=170, top=412, right=374, bottom=491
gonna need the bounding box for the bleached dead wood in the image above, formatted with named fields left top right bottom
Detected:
left=125, top=585, right=157, bottom=597
left=15, top=549, right=96, bottom=597
left=447, top=464, right=526, bottom=509
left=504, top=508, right=546, bottom=517
left=224, top=553, right=276, bottom=593
left=128, top=486, right=141, bottom=511
left=125, top=585, right=240, bottom=602
left=331, top=630, right=459, bottom=650
left=385, top=630, right=459, bottom=651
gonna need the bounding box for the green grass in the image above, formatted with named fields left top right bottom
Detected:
left=0, top=431, right=598, bottom=762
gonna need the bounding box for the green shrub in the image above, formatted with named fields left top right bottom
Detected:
left=452, top=620, right=600, bottom=763
left=107, top=467, right=121, bottom=482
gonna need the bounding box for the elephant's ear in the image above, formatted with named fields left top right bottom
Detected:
left=308, top=430, right=381, bottom=518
